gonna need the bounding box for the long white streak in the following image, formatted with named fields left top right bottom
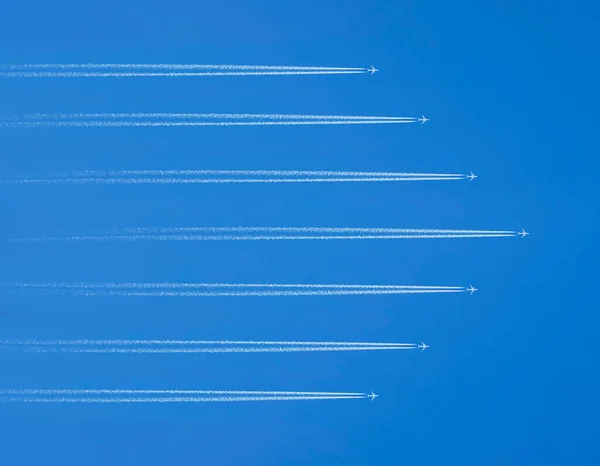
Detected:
left=3, top=177, right=464, bottom=185
left=30, top=233, right=516, bottom=241
left=88, top=289, right=464, bottom=297
left=25, top=112, right=412, bottom=121
left=1, top=339, right=413, bottom=347
left=3, top=282, right=461, bottom=290
left=18, top=346, right=415, bottom=354
left=4, top=64, right=366, bottom=71
left=73, top=169, right=463, bottom=178
left=1, top=120, right=416, bottom=128
left=1, top=395, right=365, bottom=403
left=0, top=389, right=363, bottom=396
left=0, top=71, right=367, bottom=78
left=129, top=227, right=515, bottom=234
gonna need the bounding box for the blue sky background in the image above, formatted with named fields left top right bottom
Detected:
left=0, top=1, right=598, bottom=465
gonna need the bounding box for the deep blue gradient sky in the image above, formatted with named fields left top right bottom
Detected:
left=0, top=1, right=598, bottom=465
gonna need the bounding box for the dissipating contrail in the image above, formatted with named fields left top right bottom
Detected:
left=0, top=112, right=422, bottom=128
left=0, top=282, right=472, bottom=297
left=1, top=169, right=468, bottom=185
left=0, top=339, right=421, bottom=354
left=0, top=388, right=371, bottom=403
left=0, top=63, right=377, bottom=78
left=13, top=226, right=519, bottom=242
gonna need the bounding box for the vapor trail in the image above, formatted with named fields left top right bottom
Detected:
left=81, top=289, right=464, bottom=297
left=72, top=169, right=462, bottom=178
left=128, top=227, right=514, bottom=234
left=3, top=64, right=367, bottom=71
left=0, top=120, right=416, bottom=128
left=1, top=395, right=365, bottom=403
left=24, top=233, right=515, bottom=242
left=0, top=71, right=367, bottom=78
left=0, top=389, right=364, bottom=396
left=3, top=176, right=462, bottom=185
left=0, top=339, right=414, bottom=347
left=13, top=345, right=415, bottom=354
left=3, top=282, right=462, bottom=290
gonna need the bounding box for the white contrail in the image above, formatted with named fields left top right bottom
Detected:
left=1, top=120, right=416, bottom=128
left=3, top=176, right=462, bottom=185
left=84, top=289, right=464, bottom=297
left=0, top=389, right=365, bottom=396
left=128, top=227, right=514, bottom=234
left=26, top=233, right=516, bottom=242
left=1, top=395, right=366, bottom=403
left=71, top=169, right=463, bottom=178
left=0, top=339, right=413, bottom=347
left=0, top=71, right=367, bottom=78
left=3, top=282, right=462, bottom=290
left=3, top=281, right=465, bottom=297
left=15, top=346, right=415, bottom=354
left=3, top=64, right=367, bottom=71
left=20, top=112, right=413, bottom=121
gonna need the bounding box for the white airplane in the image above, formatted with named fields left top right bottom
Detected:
left=418, top=114, right=429, bottom=124
left=467, top=285, right=477, bottom=295
left=467, top=171, right=477, bottom=181
left=368, top=65, right=378, bottom=75
left=418, top=342, right=429, bottom=352
left=367, top=391, right=379, bottom=401
left=518, top=228, right=529, bottom=238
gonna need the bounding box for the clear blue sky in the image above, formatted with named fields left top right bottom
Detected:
left=0, top=1, right=598, bottom=465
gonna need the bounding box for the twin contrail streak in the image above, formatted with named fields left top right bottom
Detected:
left=2, top=64, right=367, bottom=70
left=3, top=176, right=464, bottom=185
left=14, top=227, right=518, bottom=242
left=1, top=112, right=419, bottom=128
left=0, top=339, right=418, bottom=354
left=3, top=170, right=466, bottom=185
left=25, top=113, right=411, bottom=121
left=0, top=63, right=372, bottom=78
left=0, top=389, right=369, bottom=403
left=73, top=169, right=462, bottom=177
left=0, top=339, right=414, bottom=347
left=1, top=282, right=468, bottom=297
left=1, top=120, right=416, bottom=128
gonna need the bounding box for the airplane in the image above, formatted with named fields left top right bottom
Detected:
left=368, top=65, right=378, bottom=75
left=418, top=114, right=429, bottom=124
left=467, top=171, right=478, bottom=181
left=418, top=342, right=429, bottom=352
left=467, top=285, right=477, bottom=295
left=367, top=391, right=379, bottom=401
left=518, top=228, right=529, bottom=238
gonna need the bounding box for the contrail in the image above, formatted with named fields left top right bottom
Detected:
left=88, top=289, right=464, bottom=297
left=0, top=338, right=414, bottom=347
left=0, top=338, right=417, bottom=354
left=128, top=227, right=514, bottom=234
left=72, top=169, right=462, bottom=177
left=11, top=345, right=415, bottom=354
left=2, top=64, right=367, bottom=70
left=1, top=395, right=366, bottom=403
left=14, top=227, right=518, bottom=242
left=0, top=388, right=369, bottom=403
left=0, top=63, right=372, bottom=78
left=1, top=282, right=467, bottom=297
left=21, top=112, right=412, bottom=121
left=0, top=112, right=418, bottom=128
left=0, top=389, right=365, bottom=396
left=3, top=176, right=462, bottom=185
left=0, top=71, right=367, bottom=78
left=23, top=233, right=516, bottom=242
left=3, top=169, right=466, bottom=185
left=3, top=282, right=463, bottom=289
left=1, top=120, right=416, bottom=128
